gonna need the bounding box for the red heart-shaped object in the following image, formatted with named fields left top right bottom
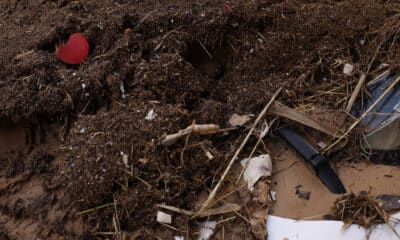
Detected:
left=56, top=33, right=89, bottom=64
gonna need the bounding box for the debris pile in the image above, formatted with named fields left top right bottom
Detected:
left=1, top=0, right=400, bottom=239
left=330, top=193, right=389, bottom=228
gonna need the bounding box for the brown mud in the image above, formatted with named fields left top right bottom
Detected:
left=1, top=0, right=400, bottom=239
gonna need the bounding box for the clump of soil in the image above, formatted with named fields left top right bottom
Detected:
left=1, top=0, right=400, bottom=238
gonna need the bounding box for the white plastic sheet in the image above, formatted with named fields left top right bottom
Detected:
left=267, top=212, right=400, bottom=240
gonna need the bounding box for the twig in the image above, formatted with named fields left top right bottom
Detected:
left=195, top=87, right=282, bottom=217
left=207, top=183, right=247, bottom=209
left=217, top=216, right=236, bottom=225
left=113, top=195, right=122, bottom=240
left=93, top=232, right=116, bottom=235
left=138, top=10, right=155, bottom=24
left=180, top=121, right=195, bottom=166
left=155, top=30, right=180, bottom=51
left=345, top=73, right=367, bottom=113
left=197, top=40, right=213, bottom=59
left=367, top=41, right=383, bottom=74
left=76, top=203, right=114, bottom=215
left=134, top=175, right=151, bottom=188
left=323, top=75, right=400, bottom=153
left=158, top=203, right=241, bottom=218
left=160, top=223, right=181, bottom=232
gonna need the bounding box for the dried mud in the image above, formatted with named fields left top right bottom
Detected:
left=1, top=0, right=400, bottom=239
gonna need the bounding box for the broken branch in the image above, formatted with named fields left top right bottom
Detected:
left=345, top=73, right=367, bottom=113
left=195, top=87, right=282, bottom=217
left=269, top=101, right=340, bottom=137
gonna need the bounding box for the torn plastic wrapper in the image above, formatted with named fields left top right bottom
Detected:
left=353, top=72, right=400, bottom=150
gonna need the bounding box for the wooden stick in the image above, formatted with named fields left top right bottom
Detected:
left=195, top=87, right=282, bottom=217
left=157, top=203, right=241, bottom=218
left=324, top=75, right=400, bottom=153
left=345, top=73, right=367, bottom=113
left=269, top=101, right=340, bottom=137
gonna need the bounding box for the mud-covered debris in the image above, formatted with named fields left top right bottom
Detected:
left=331, top=193, right=388, bottom=228
left=241, top=154, right=272, bottom=191
left=157, top=211, right=172, bottom=224
left=250, top=217, right=267, bottom=240
left=296, top=189, right=311, bottom=200
left=295, top=185, right=311, bottom=200
left=229, top=113, right=253, bottom=127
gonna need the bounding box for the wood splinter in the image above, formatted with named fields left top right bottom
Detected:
left=162, top=124, right=231, bottom=146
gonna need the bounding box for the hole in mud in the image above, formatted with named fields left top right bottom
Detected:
left=0, top=120, right=28, bottom=161
left=37, top=37, right=57, bottom=52
left=0, top=118, right=61, bottom=177
left=121, top=14, right=138, bottom=30
left=181, top=40, right=235, bottom=80
left=141, top=47, right=152, bottom=61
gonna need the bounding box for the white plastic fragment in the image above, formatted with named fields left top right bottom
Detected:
left=260, top=121, right=270, bottom=138
left=81, top=83, right=86, bottom=90
left=122, top=154, right=129, bottom=168
left=205, top=150, right=214, bottom=160
left=120, top=81, right=129, bottom=99
left=198, top=220, right=217, bottom=240
left=267, top=212, right=400, bottom=240
left=145, top=109, right=157, bottom=121
left=174, top=237, right=184, bottom=240
left=269, top=191, right=277, bottom=202
left=343, top=63, right=354, bottom=76
left=241, top=154, right=272, bottom=191
left=317, top=141, right=327, bottom=149
left=156, top=211, right=172, bottom=224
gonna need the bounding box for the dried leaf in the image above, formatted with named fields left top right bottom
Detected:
left=229, top=114, right=252, bottom=127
